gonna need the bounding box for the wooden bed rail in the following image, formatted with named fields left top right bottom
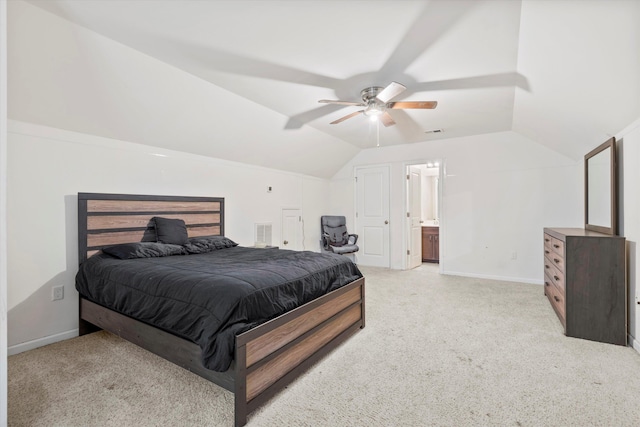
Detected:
left=79, top=277, right=365, bottom=427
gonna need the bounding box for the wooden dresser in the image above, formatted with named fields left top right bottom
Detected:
left=421, top=226, right=439, bottom=263
left=543, top=228, right=626, bottom=345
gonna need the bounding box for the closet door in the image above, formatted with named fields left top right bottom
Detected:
left=355, top=165, right=390, bottom=268
left=281, top=209, right=302, bottom=250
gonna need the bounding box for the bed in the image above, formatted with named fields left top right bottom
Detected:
left=76, top=192, right=366, bottom=426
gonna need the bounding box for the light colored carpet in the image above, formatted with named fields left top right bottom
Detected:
left=9, top=264, right=640, bottom=426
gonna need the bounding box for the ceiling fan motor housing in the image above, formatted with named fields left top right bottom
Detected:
left=361, top=87, right=386, bottom=116
left=360, top=86, right=384, bottom=102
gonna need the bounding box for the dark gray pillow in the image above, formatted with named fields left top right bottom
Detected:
left=183, top=236, right=238, bottom=254
left=102, top=242, right=186, bottom=259
left=152, top=217, right=189, bottom=245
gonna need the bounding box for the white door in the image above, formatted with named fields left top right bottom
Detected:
left=408, top=165, right=422, bottom=269
left=281, top=209, right=302, bottom=250
left=355, top=166, right=390, bottom=267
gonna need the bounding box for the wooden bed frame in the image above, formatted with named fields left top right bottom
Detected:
left=77, top=192, right=365, bottom=427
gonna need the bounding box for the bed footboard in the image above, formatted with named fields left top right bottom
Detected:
left=233, top=276, right=365, bottom=427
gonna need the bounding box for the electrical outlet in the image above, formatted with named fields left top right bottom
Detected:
left=52, top=285, right=64, bottom=301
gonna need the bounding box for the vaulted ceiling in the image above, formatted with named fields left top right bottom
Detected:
left=10, top=0, right=640, bottom=178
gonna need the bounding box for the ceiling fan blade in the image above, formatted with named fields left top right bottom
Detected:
left=318, top=100, right=365, bottom=106
left=388, top=101, right=438, bottom=109
left=376, top=82, right=407, bottom=103
left=380, top=112, right=396, bottom=127
left=330, top=110, right=364, bottom=124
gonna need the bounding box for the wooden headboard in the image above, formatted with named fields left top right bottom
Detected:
left=78, top=193, right=225, bottom=264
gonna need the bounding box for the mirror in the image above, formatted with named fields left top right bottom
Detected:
left=585, top=137, right=617, bottom=235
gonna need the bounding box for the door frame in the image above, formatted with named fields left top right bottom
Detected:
left=402, top=160, right=444, bottom=273
left=407, top=165, right=423, bottom=269
left=354, top=164, right=391, bottom=268
left=0, top=1, right=7, bottom=421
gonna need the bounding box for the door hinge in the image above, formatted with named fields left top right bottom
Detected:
left=356, top=212, right=358, bottom=218
left=407, top=174, right=410, bottom=180
left=407, top=212, right=410, bottom=218
left=355, top=176, right=358, bottom=182
left=407, top=250, right=410, bottom=255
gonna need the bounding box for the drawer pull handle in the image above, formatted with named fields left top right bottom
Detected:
left=553, top=296, right=560, bottom=302
left=545, top=281, right=550, bottom=287
left=545, top=265, right=550, bottom=269
left=554, top=258, right=560, bottom=263
left=553, top=244, right=560, bottom=248
left=545, top=250, right=550, bottom=254
left=545, top=238, right=550, bottom=242
left=554, top=275, right=560, bottom=281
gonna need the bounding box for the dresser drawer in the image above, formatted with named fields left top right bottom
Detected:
left=544, top=251, right=565, bottom=273
left=544, top=273, right=566, bottom=325
left=545, top=235, right=564, bottom=257
left=544, top=258, right=565, bottom=292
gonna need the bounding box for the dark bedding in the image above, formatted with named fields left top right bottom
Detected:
left=75, top=246, right=363, bottom=371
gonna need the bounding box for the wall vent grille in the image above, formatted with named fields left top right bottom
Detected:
left=254, top=223, right=273, bottom=246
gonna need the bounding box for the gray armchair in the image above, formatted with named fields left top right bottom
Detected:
left=320, top=215, right=359, bottom=255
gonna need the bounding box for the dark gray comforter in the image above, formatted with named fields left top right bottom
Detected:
left=75, top=247, right=363, bottom=371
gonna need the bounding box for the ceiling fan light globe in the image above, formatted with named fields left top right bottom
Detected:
left=363, top=104, right=383, bottom=117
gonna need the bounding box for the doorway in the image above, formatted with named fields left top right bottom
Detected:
left=355, top=165, right=390, bottom=268
left=405, top=161, right=441, bottom=269
left=281, top=208, right=303, bottom=250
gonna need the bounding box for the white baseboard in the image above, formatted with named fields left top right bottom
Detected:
left=442, top=269, right=542, bottom=285
left=8, top=329, right=78, bottom=356
left=630, top=334, right=640, bottom=354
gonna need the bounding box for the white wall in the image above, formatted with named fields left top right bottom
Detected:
left=617, top=116, right=640, bottom=348
left=330, top=131, right=582, bottom=282
left=6, top=120, right=330, bottom=353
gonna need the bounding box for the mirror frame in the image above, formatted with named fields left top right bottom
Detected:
left=584, top=136, right=617, bottom=235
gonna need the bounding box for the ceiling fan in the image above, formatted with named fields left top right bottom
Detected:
left=318, top=82, right=437, bottom=127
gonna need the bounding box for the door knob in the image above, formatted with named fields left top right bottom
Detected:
left=283, top=240, right=289, bottom=245
left=384, top=220, right=389, bottom=224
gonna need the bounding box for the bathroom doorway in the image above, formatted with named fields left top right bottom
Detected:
left=405, top=161, right=441, bottom=270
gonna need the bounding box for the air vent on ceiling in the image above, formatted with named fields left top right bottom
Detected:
left=425, top=129, right=444, bottom=134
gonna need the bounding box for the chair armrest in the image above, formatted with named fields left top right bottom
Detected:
left=321, top=233, right=330, bottom=249
left=347, top=234, right=358, bottom=245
